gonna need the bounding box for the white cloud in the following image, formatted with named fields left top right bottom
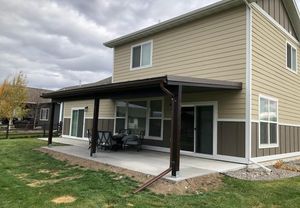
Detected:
left=0, top=0, right=298, bottom=90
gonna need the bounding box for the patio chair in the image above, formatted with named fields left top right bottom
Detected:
left=97, top=131, right=114, bottom=151
left=122, top=130, right=145, bottom=151
left=87, top=129, right=92, bottom=149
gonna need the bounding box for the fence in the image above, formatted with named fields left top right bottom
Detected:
left=0, top=123, right=62, bottom=140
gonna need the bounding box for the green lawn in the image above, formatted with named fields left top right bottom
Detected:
left=0, top=139, right=300, bottom=208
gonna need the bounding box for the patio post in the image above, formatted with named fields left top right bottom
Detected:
left=48, top=102, right=56, bottom=146
left=90, top=97, right=100, bottom=156
left=171, top=85, right=182, bottom=176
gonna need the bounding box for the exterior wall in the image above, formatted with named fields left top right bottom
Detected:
left=218, top=121, right=245, bottom=157
left=63, top=99, right=115, bottom=118
left=253, top=0, right=297, bottom=39
left=114, top=6, right=247, bottom=119
left=251, top=5, right=300, bottom=157
left=252, top=122, right=300, bottom=157
left=37, top=103, right=60, bottom=130
left=251, top=6, right=300, bottom=123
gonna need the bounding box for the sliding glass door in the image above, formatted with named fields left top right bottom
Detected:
left=181, top=105, right=214, bottom=155
left=71, top=109, right=84, bottom=137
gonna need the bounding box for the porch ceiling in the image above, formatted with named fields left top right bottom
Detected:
left=42, top=75, right=242, bottom=101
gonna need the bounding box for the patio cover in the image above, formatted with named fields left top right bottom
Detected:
left=42, top=75, right=242, bottom=177
left=42, top=75, right=242, bottom=101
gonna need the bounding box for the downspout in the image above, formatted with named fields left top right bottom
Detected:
left=244, top=0, right=252, bottom=164
left=249, top=159, right=272, bottom=172
left=133, top=80, right=175, bottom=194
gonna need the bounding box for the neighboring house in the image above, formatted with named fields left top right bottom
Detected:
left=22, top=87, right=61, bottom=130
left=43, top=0, right=300, bottom=176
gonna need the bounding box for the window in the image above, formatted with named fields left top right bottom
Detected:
left=128, top=101, right=147, bottom=134
left=114, top=99, right=163, bottom=139
left=131, top=41, right=152, bottom=69
left=115, top=101, right=127, bottom=133
left=149, top=100, right=163, bottom=137
left=286, top=42, right=297, bottom=72
left=40, top=108, right=49, bottom=121
left=259, top=96, right=278, bottom=148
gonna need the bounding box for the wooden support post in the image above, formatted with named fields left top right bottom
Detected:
left=170, top=85, right=182, bottom=176
left=90, top=97, right=100, bottom=156
left=48, top=102, right=56, bottom=146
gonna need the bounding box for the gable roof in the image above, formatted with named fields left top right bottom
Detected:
left=26, top=87, right=52, bottom=104
left=104, top=0, right=300, bottom=48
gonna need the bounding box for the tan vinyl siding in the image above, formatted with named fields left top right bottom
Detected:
left=63, top=99, right=115, bottom=118
left=114, top=6, right=247, bottom=119
left=251, top=7, right=300, bottom=124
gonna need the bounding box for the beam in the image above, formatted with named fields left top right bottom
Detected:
left=90, top=97, right=100, bottom=156
left=171, top=85, right=182, bottom=176
left=48, top=102, right=56, bottom=146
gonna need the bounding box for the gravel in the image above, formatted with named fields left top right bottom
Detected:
left=225, top=160, right=300, bottom=181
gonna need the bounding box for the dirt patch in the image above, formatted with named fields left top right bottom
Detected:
left=27, top=175, right=83, bottom=187
left=37, top=147, right=224, bottom=195
left=51, top=195, right=76, bottom=204
left=15, top=173, right=29, bottom=180
left=38, top=169, right=60, bottom=177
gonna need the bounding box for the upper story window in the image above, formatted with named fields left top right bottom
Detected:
left=259, top=95, right=278, bottom=148
left=131, top=41, right=152, bottom=70
left=40, top=108, right=49, bottom=121
left=286, top=42, right=297, bottom=72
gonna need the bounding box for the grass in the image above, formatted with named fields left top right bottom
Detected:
left=0, top=139, right=300, bottom=208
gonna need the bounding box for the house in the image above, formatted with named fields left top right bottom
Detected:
left=43, top=0, right=300, bottom=177
left=20, top=87, right=61, bottom=130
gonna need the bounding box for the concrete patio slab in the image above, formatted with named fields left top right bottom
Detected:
left=38, top=137, right=245, bottom=181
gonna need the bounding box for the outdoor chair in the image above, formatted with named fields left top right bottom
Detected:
left=122, top=130, right=145, bottom=151
left=97, top=131, right=114, bottom=151
left=87, top=129, right=92, bottom=149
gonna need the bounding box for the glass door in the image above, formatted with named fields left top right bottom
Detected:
left=195, top=106, right=213, bottom=154
left=181, top=107, right=195, bottom=151
left=71, top=109, right=84, bottom=137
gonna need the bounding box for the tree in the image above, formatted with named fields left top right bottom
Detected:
left=0, top=72, right=28, bottom=138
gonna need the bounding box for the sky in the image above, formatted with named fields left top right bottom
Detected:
left=0, top=0, right=299, bottom=90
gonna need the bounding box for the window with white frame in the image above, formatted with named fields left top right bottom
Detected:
left=149, top=100, right=163, bottom=137
left=131, top=41, right=152, bottom=69
left=115, top=99, right=163, bottom=138
left=40, top=108, right=49, bottom=121
left=115, top=101, right=127, bottom=133
left=259, top=96, right=278, bottom=147
left=286, top=42, right=297, bottom=72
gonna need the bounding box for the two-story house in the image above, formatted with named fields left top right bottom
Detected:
left=44, top=0, right=300, bottom=176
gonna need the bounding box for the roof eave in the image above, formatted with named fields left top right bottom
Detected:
left=282, top=0, right=300, bottom=41
left=103, top=0, right=244, bottom=48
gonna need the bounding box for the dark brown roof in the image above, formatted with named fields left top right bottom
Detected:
left=42, top=75, right=242, bottom=100
left=26, top=87, right=53, bottom=104
left=58, top=77, right=112, bottom=91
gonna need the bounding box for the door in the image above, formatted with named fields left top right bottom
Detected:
left=71, top=109, right=84, bottom=137
left=181, top=107, right=194, bottom=151
left=195, top=106, right=213, bottom=154
left=181, top=105, right=214, bottom=155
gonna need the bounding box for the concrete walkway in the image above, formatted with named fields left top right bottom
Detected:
left=39, top=137, right=245, bottom=181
